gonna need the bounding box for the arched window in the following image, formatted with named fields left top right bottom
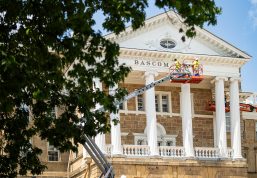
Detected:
left=134, top=123, right=177, bottom=146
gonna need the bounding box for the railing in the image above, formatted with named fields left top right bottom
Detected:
left=159, top=146, right=185, bottom=157
left=106, top=145, right=234, bottom=160
left=227, top=148, right=233, bottom=158
left=194, top=147, right=219, bottom=159
left=123, top=145, right=150, bottom=156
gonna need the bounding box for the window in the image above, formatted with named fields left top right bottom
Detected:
left=155, top=95, right=159, bottom=112
left=162, top=95, right=169, bottom=112
left=135, top=124, right=177, bottom=146
left=119, top=102, right=124, bottom=110
left=166, top=140, right=175, bottom=146
left=50, top=107, right=57, bottom=119
left=255, top=122, right=257, bottom=140
left=134, top=135, right=147, bottom=145
left=157, top=138, right=176, bottom=147
left=137, top=139, right=144, bottom=145
left=48, top=144, right=59, bottom=161
left=155, top=92, right=171, bottom=113
left=137, top=94, right=144, bottom=111
left=226, top=112, right=231, bottom=133
left=160, top=39, right=176, bottom=49
left=117, top=101, right=128, bottom=113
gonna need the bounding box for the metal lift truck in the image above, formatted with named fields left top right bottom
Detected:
left=81, top=63, right=203, bottom=178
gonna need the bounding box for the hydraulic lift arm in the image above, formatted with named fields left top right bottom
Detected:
left=82, top=72, right=191, bottom=178
left=115, top=72, right=190, bottom=106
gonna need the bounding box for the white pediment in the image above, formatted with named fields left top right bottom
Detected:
left=118, top=24, right=221, bottom=56
left=105, top=11, right=251, bottom=59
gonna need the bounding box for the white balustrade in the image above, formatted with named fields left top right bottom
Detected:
left=194, top=147, right=219, bottom=159
left=159, top=146, right=185, bottom=157
left=123, top=145, right=150, bottom=156
left=227, top=148, right=234, bottom=158
left=106, top=145, right=233, bottom=160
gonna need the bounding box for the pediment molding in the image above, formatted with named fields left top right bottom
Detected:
left=105, top=11, right=251, bottom=60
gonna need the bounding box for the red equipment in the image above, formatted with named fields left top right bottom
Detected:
left=207, top=101, right=230, bottom=112
left=169, top=63, right=203, bottom=84
left=207, top=101, right=256, bottom=112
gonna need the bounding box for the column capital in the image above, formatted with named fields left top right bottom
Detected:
left=181, top=83, right=190, bottom=87
left=229, top=77, right=241, bottom=82
left=144, top=70, right=158, bottom=78
left=210, top=76, right=228, bottom=84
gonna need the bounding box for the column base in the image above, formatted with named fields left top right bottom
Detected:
left=233, top=155, right=244, bottom=160
left=111, top=149, right=123, bottom=155
left=184, top=156, right=195, bottom=160
left=218, top=157, right=230, bottom=161
left=111, top=154, right=125, bottom=158
left=149, top=155, right=162, bottom=159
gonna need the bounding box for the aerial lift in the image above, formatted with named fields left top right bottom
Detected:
left=81, top=63, right=203, bottom=178
left=207, top=101, right=257, bottom=112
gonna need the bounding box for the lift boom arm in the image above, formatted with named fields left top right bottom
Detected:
left=82, top=72, right=191, bottom=178
left=114, top=72, right=190, bottom=108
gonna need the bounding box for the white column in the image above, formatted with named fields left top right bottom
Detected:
left=109, top=84, right=122, bottom=155
left=181, top=84, right=194, bottom=157
left=230, top=77, right=242, bottom=159
left=144, top=71, right=158, bottom=156
left=94, top=78, right=106, bottom=154
left=214, top=77, right=228, bottom=157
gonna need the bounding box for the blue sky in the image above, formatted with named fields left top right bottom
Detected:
left=206, top=0, right=257, bottom=93
left=94, top=0, right=257, bottom=92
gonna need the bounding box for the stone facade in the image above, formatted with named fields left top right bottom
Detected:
left=19, top=11, right=257, bottom=178
left=80, top=158, right=248, bottom=178
left=242, top=119, right=257, bottom=178
left=21, top=86, right=257, bottom=178
left=117, top=84, right=214, bottom=146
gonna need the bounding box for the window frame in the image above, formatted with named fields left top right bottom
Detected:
left=155, top=91, right=172, bottom=116
left=136, top=94, right=145, bottom=112
left=255, top=122, right=257, bottom=141
left=159, top=38, right=176, bottom=49
left=47, top=143, right=60, bottom=162
left=119, top=91, right=173, bottom=116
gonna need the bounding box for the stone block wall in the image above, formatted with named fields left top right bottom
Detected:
left=191, top=88, right=213, bottom=115
left=29, top=135, right=69, bottom=177
left=85, top=157, right=248, bottom=178
left=193, top=117, right=214, bottom=147
left=242, top=119, right=257, bottom=175
left=117, top=84, right=214, bottom=147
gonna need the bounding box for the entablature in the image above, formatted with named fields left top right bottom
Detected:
left=118, top=48, right=246, bottom=78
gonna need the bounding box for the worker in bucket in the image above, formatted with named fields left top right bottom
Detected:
left=192, top=58, right=200, bottom=76
left=174, top=58, right=182, bottom=72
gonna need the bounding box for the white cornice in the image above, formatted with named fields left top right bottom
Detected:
left=118, top=48, right=249, bottom=67
left=195, top=27, right=251, bottom=59
left=105, top=11, right=251, bottom=60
